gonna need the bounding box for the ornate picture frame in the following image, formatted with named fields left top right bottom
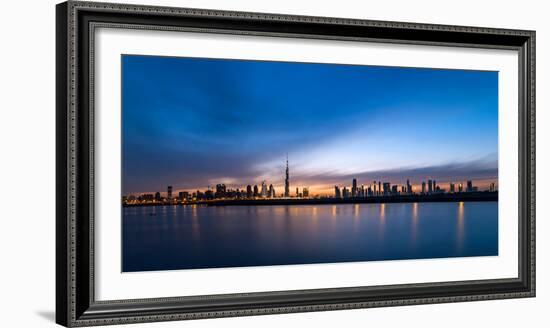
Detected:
left=56, top=1, right=535, bottom=326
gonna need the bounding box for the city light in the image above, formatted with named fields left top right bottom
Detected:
left=122, top=156, right=497, bottom=206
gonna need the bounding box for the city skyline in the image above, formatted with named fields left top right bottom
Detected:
left=122, top=55, right=498, bottom=196
left=123, top=154, right=497, bottom=203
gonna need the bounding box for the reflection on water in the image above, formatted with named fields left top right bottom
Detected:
left=122, top=202, right=498, bottom=272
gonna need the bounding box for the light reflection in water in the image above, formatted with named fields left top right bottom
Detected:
left=191, top=205, right=200, bottom=240
left=457, top=202, right=465, bottom=251
left=411, top=202, right=419, bottom=245
left=354, top=204, right=360, bottom=219
left=123, top=202, right=498, bottom=272
left=378, top=204, right=386, bottom=240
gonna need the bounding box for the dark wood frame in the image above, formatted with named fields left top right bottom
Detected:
left=56, top=1, right=536, bottom=326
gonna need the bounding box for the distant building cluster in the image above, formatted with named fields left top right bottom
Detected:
left=123, top=155, right=311, bottom=205
left=122, top=156, right=497, bottom=205
left=333, top=178, right=496, bottom=199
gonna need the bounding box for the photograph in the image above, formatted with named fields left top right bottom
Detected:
left=121, top=55, right=499, bottom=272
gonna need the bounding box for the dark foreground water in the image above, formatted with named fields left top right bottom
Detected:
left=122, top=202, right=498, bottom=272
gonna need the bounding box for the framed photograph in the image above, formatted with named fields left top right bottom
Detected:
left=56, top=1, right=535, bottom=326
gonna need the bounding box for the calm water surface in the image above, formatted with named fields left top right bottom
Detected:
left=122, top=202, right=498, bottom=272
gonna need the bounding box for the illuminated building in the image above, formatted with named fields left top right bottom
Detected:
left=215, top=184, right=226, bottom=198
left=284, top=155, right=290, bottom=197
left=154, top=192, right=161, bottom=202
left=383, top=182, right=390, bottom=195
left=261, top=180, right=268, bottom=198
left=167, top=185, right=173, bottom=200
left=178, top=191, right=189, bottom=201
left=253, top=185, right=259, bottom=198
left=269, top=184, right=275, bottom=198
left=458, top=183, right=463, bottom=192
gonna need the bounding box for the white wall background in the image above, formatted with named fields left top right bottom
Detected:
left=0, top=0, right=546, bottom=327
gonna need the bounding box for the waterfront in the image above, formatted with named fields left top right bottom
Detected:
left=122, top=201, right=498, bottom=272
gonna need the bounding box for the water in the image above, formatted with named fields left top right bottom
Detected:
left=122, top=202, right=498, bottom=272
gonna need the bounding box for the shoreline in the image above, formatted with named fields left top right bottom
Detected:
left=123, top=191, right=497, bottom=207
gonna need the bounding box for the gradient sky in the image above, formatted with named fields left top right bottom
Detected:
left=122, top=55, right=498, bottom=196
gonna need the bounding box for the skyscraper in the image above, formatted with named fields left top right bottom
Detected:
left=383, top=182, right=391, bottom=195
left=303, top=187, right=309, bottom=198
left=428, top=179, right=433, bottom=194
left=261, top=180, right=268, bottom=198
left=467, top=180, right=473, bottom=192
left=269, top=184, right=275, bottom=198
left=246, top=185, right=252, bottom=198
left=284, top=154, right=290, bottom=197
left=422, top=181, right=426, bottom=194
left=253, top=185, right=259, bottom=198
left=167, top=185, right=173, bottom=200
left=334, top=186, right=341, bottom=198
left=352, top=178, right=357, bottom=197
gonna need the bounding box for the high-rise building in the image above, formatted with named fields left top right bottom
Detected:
left=296, top=187, right=299, bottom=197
left=342, top=187, right=350, bottom=198
left=269, top=184, right=275, bottom=198
left=467, top=180, right=473, bottom=192
left=155, top=191, right=161, bottom=202
left=352, top=178, right=357, bottom=197
left=406, top=179, right=412, bottom=194
left=167, top=185, right=173, bottom=200
left=450, top=182, right=455, bottom=193
left=490, top=182, right=496, bottom=192
left=427, top=180, right=433, bottom=194
left=302, top=187, right=309, bottom=198
left=261, top=181, right=268, bottom=198
left=334, top=186, right=341, bottom=198
left=422, top=181, right=426, bottom=194
left=458, top=183, right=463, bottom=192
left=253, top=185, right=259, bottom=198
left=215, top=184, right=226, bottom=198
left=433, top=180, right=437, bottom=191
left=383, top=182, right=391, bottom=195
left=378, top=181, right=381, bottom=196
left=391, top=185, right=398, bottom=195
left=246, top=185, right=252, bottom=198
left=284, top=155, right=290, bottom=197
left=373, top=181, right=377, bottom=195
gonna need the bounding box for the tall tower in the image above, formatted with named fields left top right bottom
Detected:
left=284, top=154, right=290, bottom=197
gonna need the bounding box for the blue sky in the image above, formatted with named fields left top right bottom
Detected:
left=122, top=55, right=498, bottom=195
